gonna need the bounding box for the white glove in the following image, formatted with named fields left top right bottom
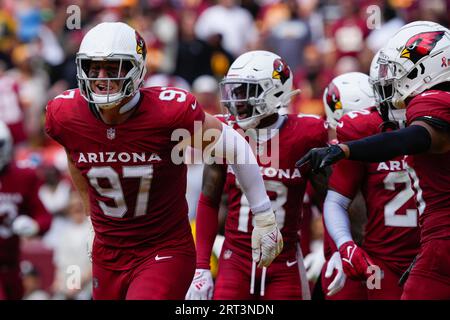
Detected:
left=304, top=248, right=326, bottom=282
left=324, top=251, right=346, bottom=297
left=185, top=269, right=214, bottom=300
left=251, top=210, right=283, bottom=268
left=12, top=215, right=39, bottom=237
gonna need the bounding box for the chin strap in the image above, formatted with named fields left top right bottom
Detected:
left=251, top=114, right=287, bottom=143
left=280, top=89, right=301, bottom=108
left=93, top=91, right=141, bottom=114
left=119, top=91, right=141, bottom=114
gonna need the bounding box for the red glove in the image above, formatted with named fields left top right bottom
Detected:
left=339, top=241, right=375, bottom=280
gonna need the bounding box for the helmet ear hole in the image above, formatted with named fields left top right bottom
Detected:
left=407, top=68, right=418, bottom=80
left=123, top=79, right=133, bottom=95
left=273, top=91, right=284, bottom=98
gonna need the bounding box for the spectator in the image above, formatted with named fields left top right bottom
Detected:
left=8, top=44, right=49, bottom=145
left=366, top=1, right=405, bottom=53
left=144, top=73, right=191, bottom=90
left=330, top=0, right=370, bottom=59
left=195, top=0, right=258, bottom=57
left=174, top=10, right=214, bottom=84
left=264, top=0, right=312, bottom=71
left=192, top=75, right=221, bottom=115
left=20, top=260, right=50, bottom=300
left=52, top=192, right=92, bottom=300
left=0, top=60, right=27, bottom=145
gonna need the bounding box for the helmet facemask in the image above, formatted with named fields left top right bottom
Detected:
left=76, top=55, right=143, bottom=109
left=371, top=57, right=407, bottom=125
left=219, top=78, right=275, bottom=130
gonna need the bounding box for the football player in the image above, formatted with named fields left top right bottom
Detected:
left=45, top=22, right=282, bottom=300
left=297, top=21, right=450, bottom=299
left=322, top=65, right=420, bottom=299
left=318, top=71, right=375, bottom=299
left=186, top=50, right=329, bottom=300
left=0, top=121, right=52, bottom=299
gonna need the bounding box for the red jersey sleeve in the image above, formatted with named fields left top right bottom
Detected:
left=406, top=90, right=450, bottom=126
left=328, top=159, right=365, bottom=199
left=171, top=92, right=206, bottom=135
left=330, top=110, right=372, bottom=199
left=44, top=97, right=64, bottom=146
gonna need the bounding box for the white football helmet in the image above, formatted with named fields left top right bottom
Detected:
left=373, top=21, right=450, bottom=109
left=369, top=49, right=406, bottom=124
left=369, top=49, right=381, bottom=86
left=76, top=22, right=147, bottom=109
left=219, top=50, right=296, bottom=130
left=323, top=72, right=375, bottom=127
left=0, top=121, right=12, bottom=172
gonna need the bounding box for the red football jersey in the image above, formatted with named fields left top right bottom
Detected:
left=406, top=90, right=450, bottom=243
left=299, top=186, right=313, bottom=257
left=223, top=114, right=328, bottom=261
left=329, top=107, right=420, bottom=274
left=0, top=163, right=51, bottom=265
left=45, top=87, right=205, bottom=270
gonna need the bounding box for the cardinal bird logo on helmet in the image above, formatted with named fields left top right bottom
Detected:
left=272, top=58, right=290, bottom=84
left=326, top=82, right=342, bottom=112
left=400, top=31, right=445, bottom=63
left=135, top=31, right=147, bottom=59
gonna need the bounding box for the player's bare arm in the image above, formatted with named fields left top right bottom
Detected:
left=347, top=191, right=367, bottom=246
left=202, top=163, right=227, bottom=203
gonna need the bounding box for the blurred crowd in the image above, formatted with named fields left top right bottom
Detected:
left=0, top=0, right=448, bottom=300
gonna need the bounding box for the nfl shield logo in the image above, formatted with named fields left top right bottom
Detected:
left=107, top=128, right=116, bottom=140
left=223, top=249, right=233, bottom=260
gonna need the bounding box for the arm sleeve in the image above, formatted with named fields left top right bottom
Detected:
left=346, top=125, right=431, bottom=162
left=195, top=193, right=220, bottom=269
left=323, top=190, right=353, bottom=248
left=210, top=123, right=271, bottom=214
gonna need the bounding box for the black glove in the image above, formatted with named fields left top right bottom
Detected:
left=296, top=145, right=346, bottom=172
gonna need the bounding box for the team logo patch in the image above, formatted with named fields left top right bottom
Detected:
left=223, top=249, right=233, bottom=260
left=400, top=31, right=445, bottom=63
left=326, top=82, right=342, bottom=112
left=107, top=128, right=116, bottom=140
left=135, top=31, right=147, bottom=59
left=272, top=58, right=290, bottom=84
